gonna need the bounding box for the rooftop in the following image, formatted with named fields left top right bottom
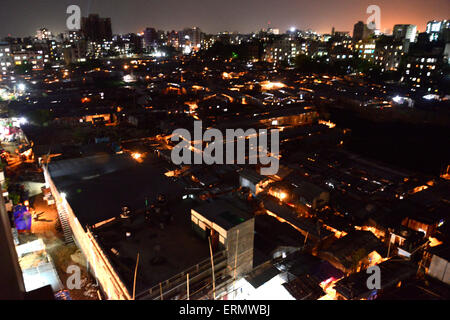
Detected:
left=322, top=230, right=386, bottom=269
left=377, top=276, right=450, bottom=300
left=239, top=168, right=267, bottom=185
left=261, top=195, right=332, bottom=240
left=192, top=198, right=253, bottom=231
left=92, top=198, right=211, bottom=295
left=48, top=152, right=187, bottom=227
left=334, top=259, right=418, bottom=300
left=282, top=274, right=324, bottom=300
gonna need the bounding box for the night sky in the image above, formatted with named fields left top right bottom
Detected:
left=0, top=0, right=449, bottom=38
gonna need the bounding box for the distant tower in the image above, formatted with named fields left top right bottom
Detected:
left=393, top=24, right=417, bottom=43
left=353, top=21, right=371, bottom=41
left=81, top=14, right=112, bottom=42
left=144, top=27, right=157, bottom=48
left=426, top=20, right=450, bottom=42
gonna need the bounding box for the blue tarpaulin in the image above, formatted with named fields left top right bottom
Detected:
left=13, top=205, right=31, bottom=231
left=55, top=290, right=72, bottom=300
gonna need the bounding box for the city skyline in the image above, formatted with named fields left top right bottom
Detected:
left=0, top=0, right=449, bottom=305
left=1, top=0, right=449, bottom=38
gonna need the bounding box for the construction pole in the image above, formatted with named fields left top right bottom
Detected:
left=303, top=232, right=309, bottom=250
left=187, top=273, right=190, bottom=300
left=160, top=283, right=163, bottom=300
left=208, top=236, right=216, bottom=300
left=132, top=253, right=140, bottom=300
left=233, top=230, right=239, bottom=299
left=387, top=235, right=392, bottom=258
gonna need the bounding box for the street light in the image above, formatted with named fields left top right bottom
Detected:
left=17, top=83, right=26, bottom=92
left=392, top=95, right=403, bottom=103
left=131, top=152, right=142, bottom=160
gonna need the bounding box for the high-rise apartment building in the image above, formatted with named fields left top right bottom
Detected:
left=81, top=14, right=112, bottom=42
left=393, top=24, right=417, bottom=43
left=426, top=20, right=450, bottom=42
left=353, top=21, right=371, bottom=41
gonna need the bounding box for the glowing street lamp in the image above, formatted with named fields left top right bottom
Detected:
left=131, top=152, right=143, bottom=161
left=17, top=83, right=26, bottom=92
left=392, top=95, right=403, bottom=103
